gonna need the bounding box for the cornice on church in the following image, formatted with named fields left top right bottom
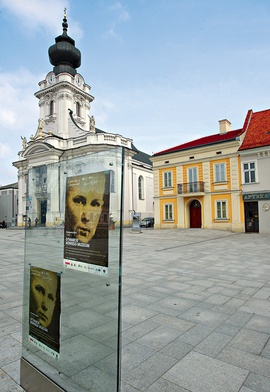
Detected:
left=34, top=81, right=94, bottom=102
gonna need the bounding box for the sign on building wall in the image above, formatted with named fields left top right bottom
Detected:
left=243, top=192, right=270, bottom=201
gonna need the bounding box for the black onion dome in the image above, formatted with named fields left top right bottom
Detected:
left=48, top=12, right=81, bottom=76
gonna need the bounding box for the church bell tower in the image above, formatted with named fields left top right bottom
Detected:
left=34, top=9, right=94, bottom=139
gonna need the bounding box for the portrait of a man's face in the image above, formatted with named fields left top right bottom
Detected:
left=65, top=172, right=106, bottom=243
left=30, top=267, right=58, bottom=329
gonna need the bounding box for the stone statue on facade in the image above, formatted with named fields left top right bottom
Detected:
left=90, top=115, right=95, bottom=132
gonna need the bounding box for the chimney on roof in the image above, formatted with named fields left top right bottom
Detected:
left=219, top=119, right=231, bottom=134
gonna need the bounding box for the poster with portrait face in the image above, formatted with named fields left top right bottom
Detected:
left=29, top=266, right=61, bottom=359
left=63, top=171, right=110, bottom=276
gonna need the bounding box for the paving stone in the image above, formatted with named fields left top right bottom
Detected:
left=134, top=325, right=182, bottom=351
left=261, top=339, right=270, bottom=359
left=215, top=323, right=242, bottom=337
left=121, top=341, right=156, bottom=372
left=123, top=352, right=178, bottom=390
left=164, top=351, right=249, bottom=392
left=229, top=328, right=269, bottom=355
left=194, top=331, right=232, bottom=357
left=146, top=377, right=189, bottom=391
left=0, top=370, right=24, bottom=391
left=244, top=372, right=270, bottom=392
left=121, top=382, right=141, bottom=392
left=239, top=298, right=270, bottom=317
left=180, top=306, right=229, bottom=328
left=160, top=338, right=193, bottom=360
left=239, top=387, right=256, bottom=392
left=178, top=324, right=213, bottom=345
left=121, top=305, right=158, bottom=325
left=72, top=365, right=117, bottom=392
left=205, top=294, right=231, bottom=305
left=2, top=359, right=21, bottom=385
left=245, top=315, right=270, bottom=334
left=122, top=320, right=160, bottom=342
left=225, top=310, right=253, bottom=327
left=0, top=335, right=21, bottom=367
left=217, top=346, right=270, bottom=378
left=150, top=313, right=194, bottom=332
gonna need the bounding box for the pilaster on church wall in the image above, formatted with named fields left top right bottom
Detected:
left=45, top=165, right=61, bottom=226
left=17, top=171, right=27, bottom=226
left=124, top=153, right=133, bottom=225
left=58, top=90, right=72, bottom=138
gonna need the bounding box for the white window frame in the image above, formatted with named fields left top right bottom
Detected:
left=242, top=161, right=256, bottom=184
left=138, top=175, right=144, bottom=200
left=215, top=200, right=228, bottom=220
left=214, top=163, right=226, bottom=182
left=164, top=203, right=173, bottom=221
left=163, top=171, right=172, bottom=188
left=188, top=167, right=198, bottom=192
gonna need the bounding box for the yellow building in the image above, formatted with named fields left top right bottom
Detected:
left=151, top=119, right=246, bottom=232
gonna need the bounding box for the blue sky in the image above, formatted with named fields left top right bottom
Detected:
left=1, top=0, right=270, bottom=184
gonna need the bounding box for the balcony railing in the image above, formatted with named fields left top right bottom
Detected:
left=35, top=184, right=47, bottom=194
left=178, top=181, right=204, bottom=194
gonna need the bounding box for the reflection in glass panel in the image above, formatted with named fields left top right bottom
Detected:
left=22, top=147, right=123, bottom=391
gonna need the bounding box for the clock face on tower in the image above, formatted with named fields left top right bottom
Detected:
left=75, top=74, right=83, bottom=87
left=47, top=72, right=56, bottom=85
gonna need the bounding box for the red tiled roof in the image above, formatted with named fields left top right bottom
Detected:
left=153, top=128, right=243, bottom=156
left=239, top=109, right=270, bottom=151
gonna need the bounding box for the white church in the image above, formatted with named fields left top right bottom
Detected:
left=13, top=12, right=153, bottom=227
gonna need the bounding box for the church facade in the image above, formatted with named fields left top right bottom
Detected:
left=13, top=13, right=153, bottom=227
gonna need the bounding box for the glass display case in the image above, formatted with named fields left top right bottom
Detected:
left=20, top=147, right=124, bottom=392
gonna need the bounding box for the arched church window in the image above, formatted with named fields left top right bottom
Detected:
left=49, top=100, right=54, bottom=115
left=138, top=175, right=144, bottom=200
left=76, top=102, right=81, bottom=117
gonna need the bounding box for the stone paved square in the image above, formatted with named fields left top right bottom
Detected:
left=1, top=228, right=270, bottom=391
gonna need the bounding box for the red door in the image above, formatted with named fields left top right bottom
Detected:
left=190, top=200, right=201, bottom=228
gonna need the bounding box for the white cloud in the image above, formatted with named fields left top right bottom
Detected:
left=105, top=2, right=130, bottom=40
left=0, top=143, right=11, bottom=156
left=0, top=0, right=83, bottom=38
left=0, top=68, right=39, bottom=134
left=110, top=2, right=130, bottom=21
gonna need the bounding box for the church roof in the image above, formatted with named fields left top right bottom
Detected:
left=48, top=10, right=81, bottom=76
left=0, top=182, right=18, bottom=190
left=95, top=128, right=152, bottom=165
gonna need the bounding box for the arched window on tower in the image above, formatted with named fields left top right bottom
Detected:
left=49, top=100, right=54, bottom=116
left=76, top=102, right=81, bottom=117
left=138, top=175, right=144, bottom=200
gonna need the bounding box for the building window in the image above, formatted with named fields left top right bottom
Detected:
left=49, top=100, right=54, bottom=115
left=164, top=204, right=173, bottom=220
left=188, top=167, right=198, bottom=192
left=243, top=162, right=256, bottom=184
left=76, top=102, right=81, bottom=117
left=163, top=171, right=172, bottom=188
left=138, top=175, right=144, bottom=199
left=215, top=163, right=226, bottom=182
left=216, top=200, right=227, bottom=219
